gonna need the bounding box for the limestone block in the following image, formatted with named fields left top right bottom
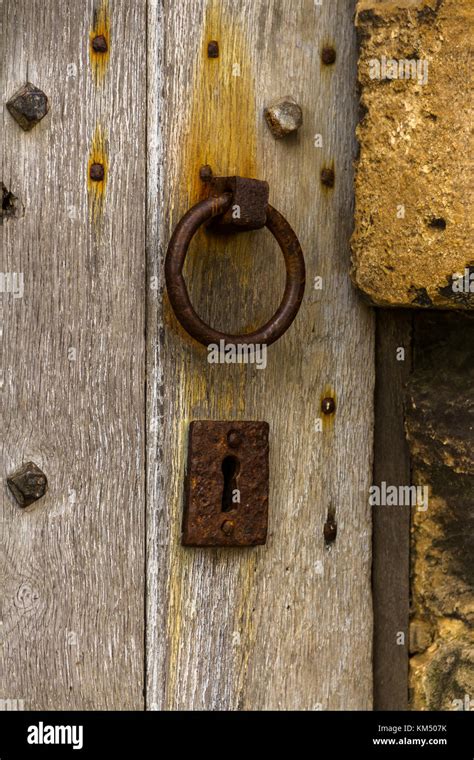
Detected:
left=352, top=0, right=473, bottom=309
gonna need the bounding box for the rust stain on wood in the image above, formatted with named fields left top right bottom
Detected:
left=321, top=385, right=337, bottom=431
left=164, top=1, right=260, bottom=703
left=149, top=0, right=375, bottom=711
left=176, top=0, right=258, bottom=414
left=89, top=0, right=110, bottom=83
left=320, top=163, right=335, bottom=191
left=165, top=0, right=259, bottom=335
left=87, top=124, right=108, bottom=221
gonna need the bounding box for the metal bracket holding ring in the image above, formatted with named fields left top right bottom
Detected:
left=165, top=173, right=306, bottom=347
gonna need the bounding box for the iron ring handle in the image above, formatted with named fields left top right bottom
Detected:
left=165, top=193, right=306, bottom=347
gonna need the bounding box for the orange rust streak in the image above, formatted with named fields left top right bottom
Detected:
left=89, top=0, right=110, bottom=84
left=168, top=0, right=259, bottom=341
left=87, top=125, right=108, bottom=222
left=164, top=8, right=260, bottom=698
left=183, top=8, right=256, bottom=204
left=321, top=386, right=337, bottom=431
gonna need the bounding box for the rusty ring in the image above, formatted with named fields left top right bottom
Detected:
left=165, top=193, right=306, bottom=347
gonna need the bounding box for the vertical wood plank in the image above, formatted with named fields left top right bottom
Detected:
left=373, top=311, right=412, bottom=710
left=1, top=0, right=146, bottom=709
left=147, top=0, right=374, bottom=709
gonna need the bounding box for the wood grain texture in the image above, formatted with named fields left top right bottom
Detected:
left=1, top=0, right=146, bottom=709
left=373, top=311, right=412, bottom=711
left=146, top=0, right=375, bottom=710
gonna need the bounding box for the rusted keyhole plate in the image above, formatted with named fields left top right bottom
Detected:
left=182, top=421, right=269, bottom=547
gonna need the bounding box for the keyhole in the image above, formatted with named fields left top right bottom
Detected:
left=221, top=456, right=240, bottom=512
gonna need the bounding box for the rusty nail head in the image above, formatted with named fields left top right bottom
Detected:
left=321, top=397, right=336, bottom=415
left=321, top=46, right=337, bottom=65
left=227, top=429, right=243, bottom=448
left=199, top=165, right=213, bottom=183
left=7, top=462, right=48, bottom=508
left=264, top=96, right=303, bottom=139
left=90, top=163, right=105, bottom=181
left=183, top=421, right=269, bottom=547
left=92, top=34, right=108, bottom=53
left=320, top=168, right=335, bottom=188
left=6, top=82, right=50, bottom=131
left=207, top=40, right=219, bottom=58
left=221, top=520, right=235, bottom=536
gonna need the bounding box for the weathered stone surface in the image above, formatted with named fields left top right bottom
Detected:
left=406, top=313, right=474, bottom=709
left=352, top=0, right=473, bottom=309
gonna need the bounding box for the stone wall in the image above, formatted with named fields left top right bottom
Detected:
left=406, top=313, right=473, bottom=710
left=353, top=0, right=473, bottom=309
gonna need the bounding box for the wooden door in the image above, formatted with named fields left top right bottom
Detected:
left=2, top=0, right=374, bottom=710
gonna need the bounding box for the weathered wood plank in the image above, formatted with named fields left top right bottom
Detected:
left=373, top=311, right=412, bottom=710
left=146, top=0, right=374, bottom=709
left=1, top=0, right=146, bottom=709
